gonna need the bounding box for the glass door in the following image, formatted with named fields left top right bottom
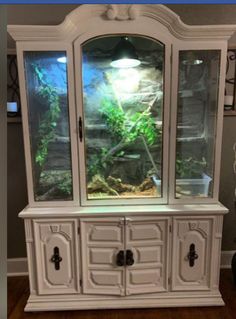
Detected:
left=23, top=51, right=73, bottom=201
left=79, top=35, right=166, bottom=204
left=174, top=50, right=221, bottom=199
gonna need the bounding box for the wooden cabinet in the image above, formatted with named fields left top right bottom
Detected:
left=81, top=218, right=125, bottom=296
left=125, top=217, right=169, bottom=295
left=81, top=217, right=169, bottom=296
left=33, top=219, right=80, bottom=295
left=9, top=3, right=235, bottom=312
left=171, top=217, right=214, bottom=291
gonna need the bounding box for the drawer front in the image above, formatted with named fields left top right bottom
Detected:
left=81, top=218, right=125, bottom=296
left=33, top=219, right=80, bottom=295
left=172, top=216, right=214, bottom=291
left=125, top=217, right=170, bottom=295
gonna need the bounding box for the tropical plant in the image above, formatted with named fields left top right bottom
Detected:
left=32, top=64, right=61, bottom=168
left=99, top=97, right=161, bottom=161
left=176, top=156, right=207, bottom=179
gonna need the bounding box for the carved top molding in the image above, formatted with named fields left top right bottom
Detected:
left=106, top=5, right=140, bottom=21
left=8, top=4, right=236, bottom=43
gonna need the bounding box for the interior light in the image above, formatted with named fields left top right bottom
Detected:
left=111, top=37, right=140, bottom=68
left=57, top=56, right=67, bottom=63
left=111, top=58, right=140, bottom=68
left=182, top=59, right=203, bottom=65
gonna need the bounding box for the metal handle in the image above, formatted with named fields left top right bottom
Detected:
left=187, top=243, right=198, bottom=267
left=51, top=246, right=62, bottom=270
left=116, top=250, right=125, bottom=266
left=78, top=117, right=83, bottom=142
left=126, top=249, right=134, bottom=266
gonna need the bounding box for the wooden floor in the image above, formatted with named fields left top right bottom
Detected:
left=8, top=269, right=236, bottom=319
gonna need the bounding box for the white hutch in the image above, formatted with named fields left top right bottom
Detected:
left=8, top=4, right=236, bottom=312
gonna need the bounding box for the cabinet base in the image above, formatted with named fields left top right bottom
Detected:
left=25, top=293, right=224, bottom=312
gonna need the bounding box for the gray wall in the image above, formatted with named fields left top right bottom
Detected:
left=219, top=118, right=236, bottom=250
left=7, top=122, right=27, bottom=258
left=7, top=5, right=236, bottom=258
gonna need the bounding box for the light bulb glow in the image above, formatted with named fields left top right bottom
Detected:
left=110, top=58, right=140, bottom=68
left=57, top=56, right=67, bottom=63
left=182, top=59, right=203, bottom=66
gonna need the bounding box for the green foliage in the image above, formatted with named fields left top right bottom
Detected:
left=87, top=148, right=111, bottom=178
left=32, top=64, right=61, bottom=168
left=100, top=97, right=160, bottom=146
left=129, top=111, right=159, bottom=145
left=176, top=157, right=207, bottom=179
left=99, top=98, right=126, bottom=140
left=57, top=171, right=72, bottom=195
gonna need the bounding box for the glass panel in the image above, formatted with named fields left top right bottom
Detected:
left=24, top=51, right=73, bottom=201
left=81, top=35, right=164, bottom=200
left=176, top=50, right=220, bottom=198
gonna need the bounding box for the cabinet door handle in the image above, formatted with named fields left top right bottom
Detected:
left=78, top=117, right=83, bottom=142
left=116, top=250, right=125, bottom=266
left=51, top=246, right=62, bottom=270
left=126, top=249, right=134, bottom=266
left=187, top=243, right=198, bottom=267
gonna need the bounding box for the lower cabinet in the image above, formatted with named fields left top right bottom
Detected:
left=171, top=216, right=215, bottom=291
left=33, top=219, right=80, bottom=295
left=80, top=216, right=169, bottom=296
left=24, top=213, right=223, bottom=309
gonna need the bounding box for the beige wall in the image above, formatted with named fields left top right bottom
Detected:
left=7, top=5, right=236, bottom=258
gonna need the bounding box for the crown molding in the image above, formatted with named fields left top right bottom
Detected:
left=7, top=4, right=236, bottom=43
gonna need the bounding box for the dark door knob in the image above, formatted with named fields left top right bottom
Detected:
left=187, top=243, right=198, bottom=267
left=116, top=250, right=125, bottom=266
left=126, top=249, right=134, bottom=266
left=51, top=246, right=62, bottom=270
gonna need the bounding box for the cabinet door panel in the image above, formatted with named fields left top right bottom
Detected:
left=33, top=219, right=80, bottom=295
left=81, top=218, right=125, bottom=296
left=172, top=217, right=213, bottom=291
left=125, top=217, right=169, bottom=295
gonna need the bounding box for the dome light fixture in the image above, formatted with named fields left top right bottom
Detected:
left=110, top=37, right=141, bottom=68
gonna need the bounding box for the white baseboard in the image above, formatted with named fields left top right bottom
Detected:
left=7, top=258, right=28, bottom=276
left=221, top=250, right=236, bottom=269
left=7, top=251, right=236, bottom=276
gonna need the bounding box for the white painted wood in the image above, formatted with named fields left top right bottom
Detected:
left=33, top=219, right=80, bottom=295
left=18, top=203, right=228, bottom=218
left=125, top=217, right=169, bottom=295
left=7, top=5, right=236, bottom=43
left=7, top=249, right=234, bottom=277
left=80, top=217, right=125, bottom=296
left=24, top=219, right=37, bottom=294
left=172, top=216, right=214, bottom=291
left=211, top=215, right=223, bottom=290
left=24, top=292, right=224, bottom=312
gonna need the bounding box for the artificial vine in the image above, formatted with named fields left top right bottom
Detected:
left=100, top=97, right=161, bottom=161
left=32, top=64, right=61, bottom=168
left=176, top=156, right=207, bottom=179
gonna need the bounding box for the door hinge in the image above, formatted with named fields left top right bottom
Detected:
left=77, top=227, right=80, bottom=235
left=80, top=279, right=82, bottom=287
left=169, top=225, right=172, bottom=233
left=168, top=277, right=171, bottom=285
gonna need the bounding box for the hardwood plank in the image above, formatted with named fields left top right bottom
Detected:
left=7, top=270, right=236, bottom=319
